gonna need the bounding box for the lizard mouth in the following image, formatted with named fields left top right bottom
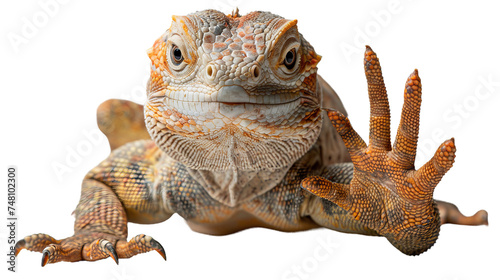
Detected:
left=211, top=85, right=303, bottom=105
left=150, top=85, right=305, bottom=105
left=152, top=85, right=315, bottom=119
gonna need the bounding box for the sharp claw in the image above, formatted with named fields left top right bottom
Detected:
left=151, top=239, right=167, bottom=261
left=116, top=235, right=167, bottom=261
left=14, top=239, right=26, bottom=256
left=41, top=249, right=50, bottom=267
left=103, top=241, right=119, bottom=265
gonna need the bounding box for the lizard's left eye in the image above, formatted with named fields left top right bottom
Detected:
left=283, top=49, right=296, bottom=70
left=171, top=45, right=184, bottom=65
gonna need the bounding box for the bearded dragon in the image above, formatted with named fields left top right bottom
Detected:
left=15, top=9, right=488, bottom=266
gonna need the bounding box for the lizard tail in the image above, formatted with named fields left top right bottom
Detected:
left=97, top=99, right=151, bottom=150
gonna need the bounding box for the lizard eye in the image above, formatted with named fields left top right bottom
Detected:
left=284, top=49, right=296, bottom=70
left=171, top=45, right=184, bottom=65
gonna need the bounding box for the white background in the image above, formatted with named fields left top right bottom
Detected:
left=1, top=0, right=499, bottom=279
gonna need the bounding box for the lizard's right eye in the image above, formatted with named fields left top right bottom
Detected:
left=171, top=45, right=184, bottom=65
left=283, top=49, right=296, bottom=70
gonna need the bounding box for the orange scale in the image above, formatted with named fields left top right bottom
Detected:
left=243, top=34, right=254, bottom=42
left=242, top=43, right=256, bottom=52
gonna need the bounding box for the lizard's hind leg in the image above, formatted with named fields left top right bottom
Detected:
left=436, top=200, right=488, bottom=226
left=97, top=99, right=151, bottom=150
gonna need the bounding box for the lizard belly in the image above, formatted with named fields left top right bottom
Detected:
left=186, top=210, right=271, bottom=235
left=186, top=210, right=319, bottom=235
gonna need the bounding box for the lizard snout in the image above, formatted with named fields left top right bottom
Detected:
left=216, top=86, right=251, bottom=104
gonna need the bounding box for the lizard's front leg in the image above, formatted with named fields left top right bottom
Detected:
left=302, top=46, right=488, bottom=255
left=15, top=141, right=170, bottom=265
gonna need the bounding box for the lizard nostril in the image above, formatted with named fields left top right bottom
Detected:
left=250, top=65, right=260, bottom=80
left=206, top=65, right=216, bottom=80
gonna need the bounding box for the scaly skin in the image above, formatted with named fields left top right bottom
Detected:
left=16, top=10, right=487, bottom=265
left=303, top=48, right=455, bottom=254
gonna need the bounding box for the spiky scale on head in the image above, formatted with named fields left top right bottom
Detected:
left=145, top=9, right=323, bottom=171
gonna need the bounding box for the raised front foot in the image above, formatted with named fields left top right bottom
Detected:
left=302, top=46, right=488, bottom=255
left=15, top=232, right=165, bottom=266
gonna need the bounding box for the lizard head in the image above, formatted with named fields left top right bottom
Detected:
left=145, top=9, right=323, bottom=171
